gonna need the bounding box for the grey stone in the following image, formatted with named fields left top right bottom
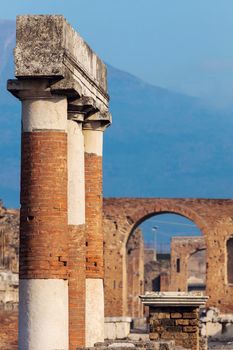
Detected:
left=13, top=15, right=109, bottom=112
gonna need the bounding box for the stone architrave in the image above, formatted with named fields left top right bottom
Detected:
left=8, top=15, right=111, bottom=350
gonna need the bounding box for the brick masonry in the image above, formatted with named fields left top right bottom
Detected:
left=126, top=228, right=144, bottom=318
left=104, top=198, right=233, bottom=316
left=85, top=153, right=104, bottom=279
left=20, top=132, right=68, bottom=279
left=68, top=224, right=86, bottom=349
left=149, top=306, right=199, bottom=350
left=0, top=311, right=18, bottom=350
left=170, top=237, right=206, bottom=292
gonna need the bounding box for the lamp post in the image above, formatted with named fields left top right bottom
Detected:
left=152, top=226, right=158, bottom=260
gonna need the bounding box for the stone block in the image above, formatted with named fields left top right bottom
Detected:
left=14, top=15, right=109, bottom=112
left=183, top=312, right=197, bottom=319
left=183, top=326, right=197, bottom=333
left=189, top=319, right=198, bottom=326
left=104, top=317, right=131, bottom=340
left=150, top=332, right=159, bottom=340
left=170, top=313, right=182, bottom=319
left=104, top=322, right=116, bottom=340
left=206, top=322, right=222, bottom=337
left=166, top=326, right=182, bottom=333
left=160, top=319, right=175, bottom=326
left=175, top=319, right=189, bottom=326
left=158, top=313, right=170, bottom=319
left=115, top=322, right=130, bottom=339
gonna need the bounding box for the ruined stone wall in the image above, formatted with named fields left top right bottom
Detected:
left=126, top=228, right=144, bottom=318
left=104, top=198, right=233, bottom=315
left=0, top=203, right=19, bottom=274
left=144, top=254, right=170, bottom=292
left=149, top=306, right=200, bottom=350
left=170, top=236, right=206, bottom=292
left=0, top=202, right=19, bottom=310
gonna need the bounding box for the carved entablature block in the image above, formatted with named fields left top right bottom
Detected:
left=12, top=15, right=109, bottom=113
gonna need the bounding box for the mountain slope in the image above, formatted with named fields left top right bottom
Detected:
left=1, top=20, right=233, bottom=207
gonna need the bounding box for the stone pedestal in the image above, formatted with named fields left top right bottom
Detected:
left=104, top=317, right=132, bottom=340
left=140, top=292, right=208, bottom=350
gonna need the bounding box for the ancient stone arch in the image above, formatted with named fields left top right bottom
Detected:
left=103, top=198, right=233, bottom=317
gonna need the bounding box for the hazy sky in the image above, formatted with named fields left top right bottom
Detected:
left=2, top=0, right=233, bottom=105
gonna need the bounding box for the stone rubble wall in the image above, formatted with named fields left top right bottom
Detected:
left=149, top=306, right=200, bottom=350
left=77, top=339, right=176, bottom=350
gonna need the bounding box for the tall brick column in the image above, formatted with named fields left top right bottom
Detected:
left=67, top=111, right=86, bottom=349
left=9, top=80, right=69, bottom=350
left=83, top=115, right=111, bottom=347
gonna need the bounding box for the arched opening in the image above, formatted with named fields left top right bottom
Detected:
left=125, top=212, right=206, bottom=328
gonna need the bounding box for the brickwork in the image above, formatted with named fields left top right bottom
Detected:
left=0, top=311, right=18, bottom=350
left=160, top=272, right=170, bottom=292
left=20, top=132, right=68, bottom=279
left=68, top=224, right=86, bottom=349
left=149, top=306, right=199, bottom=350
left=85, top=153, right=103, bottom=278
left=104, top=198, right=233, bottom=315
left=170, top=237, right=206, bottom=292
left=126, top=228, right=144, bottom=318
left=144, top=253, right=171, bottom=293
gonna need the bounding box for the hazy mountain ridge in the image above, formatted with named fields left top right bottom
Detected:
left=1, top=20, right=233, bottom=207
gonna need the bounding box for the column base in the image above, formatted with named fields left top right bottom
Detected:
left=85, top=278, right=104, bottom=347
left=19, top=279, right=68, bottom=350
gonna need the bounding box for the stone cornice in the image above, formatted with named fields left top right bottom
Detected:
left=140, top=292, right=208, bottom=307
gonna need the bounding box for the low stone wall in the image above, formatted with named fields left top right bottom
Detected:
left=104, top=317, right=132, bottom=340
left=78, top=339, right=175, bottom=350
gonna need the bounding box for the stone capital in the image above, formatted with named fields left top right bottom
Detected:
left=7, top=79, right=55, bottom=100
left=83, top=112, right=112, bottom=132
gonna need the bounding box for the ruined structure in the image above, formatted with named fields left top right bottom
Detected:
left=7, top=15, right=111, bottom=350
left=0, top=202, right=19, bottom=310
left=1, top=13, right=233, bottom=350
left=141, top=292, right=208, bottom=350
left=170, top=237, right=206, bottom=292
left=104, top=198, right=233, bottom=320
left=126, top=228, right=144, bottom=319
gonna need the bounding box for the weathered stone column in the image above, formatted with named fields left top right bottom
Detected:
left=8, top=79, right=69, bottom=350
left=8, top=14, right=110, bottom=349
left=83, top=114, right=111, bottom=347
left=67, top=110, right=86, bottom=349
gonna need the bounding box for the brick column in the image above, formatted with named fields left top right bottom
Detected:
left=11, top=80, right=69, bottom=350
left=83, top=116, right=110, bottom=347
left=67, top=112, right=86, bottom=349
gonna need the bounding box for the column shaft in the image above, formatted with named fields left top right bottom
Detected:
left=83, top=123, right=105, bottom=347
left=67, top=120, right=86, bottom=349
left=19, top=96, right=69, bottom=350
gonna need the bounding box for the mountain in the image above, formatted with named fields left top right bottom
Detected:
left=1, top=20, right=233, bottom=208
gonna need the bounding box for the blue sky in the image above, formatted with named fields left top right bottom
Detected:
left=2, top=1, right=233, bottom=105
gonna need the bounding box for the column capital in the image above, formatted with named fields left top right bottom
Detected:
left=83, top=112, right=112, bottom=131
left=7, top=77, right=81, bottom=102
left=7, top=79, right=55, bottom=100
